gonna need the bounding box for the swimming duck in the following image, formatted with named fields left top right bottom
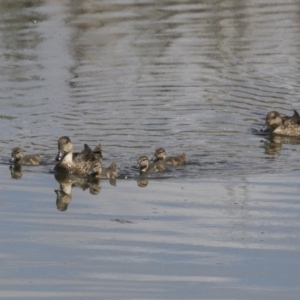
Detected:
left=56, top=142, right=103, bottom=161
left=88, top=160, right=118, bottom=179
left=54, top=136, right=100, bottom=175
left=152, top=147, right=186, bottom=166
left=137, top=155, right=165, bottom=173
left=260, top=110, right=300, bottom=131
left=10, top=147, right=41, bottom=165
left=261, top=110, right=300, bottom=136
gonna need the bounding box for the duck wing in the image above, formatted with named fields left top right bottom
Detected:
left=282, top=110, right=300, bottom=125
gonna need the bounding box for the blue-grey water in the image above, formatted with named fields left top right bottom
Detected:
left=1, top=0, right=300, bottom=299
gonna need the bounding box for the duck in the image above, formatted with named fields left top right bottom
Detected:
left=260, top=110, right=300, bottom=131
left=261, top=110, right=300, bottom=136
left=54, top=136, right=100, bottom=175
left=56, top=141, right=103, bottom=161
left=152, top=147, right=186, bottom=166
left=10, top=147, right=41, bottom=165
left=88, top=160, right=118, bottom=179
left=137, top=155, right=165, bottom=173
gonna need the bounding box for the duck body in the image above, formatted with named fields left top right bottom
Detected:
left=152, top=147, right=186, bottom=166
left=54, top=136, right=100, bottom=175
left=138, top=155, right=165, bottom=173
left=261, top=110, right=300, bottom=136
left=88, top=161, right=118, bottom=179
left=10, top=147, right=41, bottom=165
left=271, top=124, right=300, bottom=136
left=282, top=110, right=300, bottom=126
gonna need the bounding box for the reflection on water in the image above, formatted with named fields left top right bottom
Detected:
left=9, top=164, right=23, bottom=179
left=263, top=135, right=300, bottom=155
left=263, top=139, right=283, bottom=156
left=137, top=177, right=149, bottom=188
left=2, top=171, right=300, bottom=298
left=54, top=173, right=101, bottom=211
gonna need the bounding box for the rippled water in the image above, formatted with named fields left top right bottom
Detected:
left=1, top=0, right=300, bottom=299
left=1, top=0, right=300, bottom=178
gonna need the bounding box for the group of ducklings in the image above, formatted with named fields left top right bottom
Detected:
left=9, top=136, right=186, bottom=178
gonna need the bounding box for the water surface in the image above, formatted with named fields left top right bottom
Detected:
left=1, top=0, right=300, bottom=299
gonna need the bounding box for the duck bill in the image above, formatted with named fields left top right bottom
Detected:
left=56, top=150, right=65, bottom=161
left=260, top=123, right=269, bottom=132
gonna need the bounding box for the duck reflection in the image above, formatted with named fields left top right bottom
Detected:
left=9, top=165, right=23, bottom=179
left=55, top=189, right=71, bottom=211
left=263, top=135, right=300, bottom=155
left=54, top=173, right=101, bottom=211
left=263, top=138, right=282, bottom=155
left=137, top=176, right=149, bottom=188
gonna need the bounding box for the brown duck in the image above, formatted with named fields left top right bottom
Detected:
left=54, top=136, right=100, bottom=175
left=56, top=141, right=102, bottom=161
left=261, top=110, right=300, bottom=136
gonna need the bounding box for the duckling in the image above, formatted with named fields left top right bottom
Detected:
left=152, top=147, right=186, bottom=166
left=137, top=155, right=165, bottom=173
left=88, top=160, right=118, bottom=179
left=260, top=110, right=300, bottom=131
left=10, top=147, right=41, bottom=165
left=54, top=136, right=100, bottom=175
left=261, top=111, right=300, bottom=136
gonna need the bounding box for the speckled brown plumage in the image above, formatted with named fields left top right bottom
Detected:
left=54, top=136, right=101, bottom=175
left=10, top=147, right=41, bottom=165
left=262, top=110, right=300, bottom=136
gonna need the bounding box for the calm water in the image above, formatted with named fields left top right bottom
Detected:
left=1, top=0, right=300, bottom=299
